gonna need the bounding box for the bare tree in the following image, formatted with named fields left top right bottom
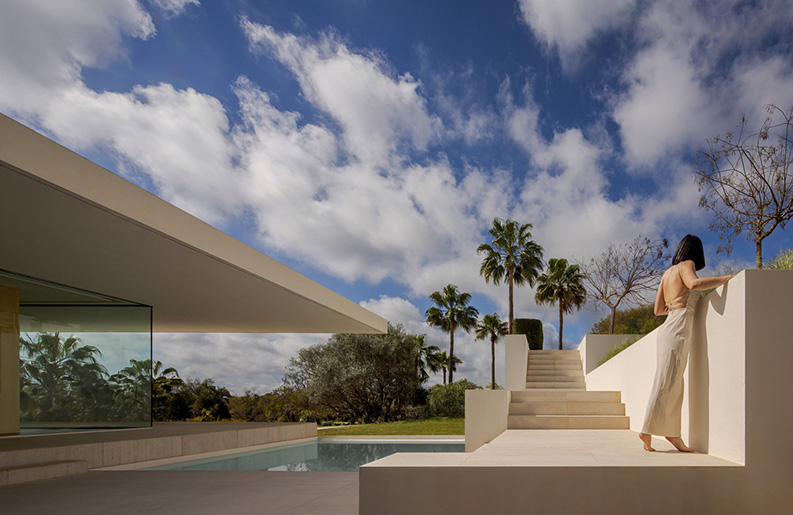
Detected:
left=580, top=237, right=668, bottom=334
left=695, top=103, right=793, bottom=268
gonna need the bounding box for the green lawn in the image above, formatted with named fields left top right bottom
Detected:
left=318, top=417, right=464, bottom=436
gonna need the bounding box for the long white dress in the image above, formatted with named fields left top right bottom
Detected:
left=641, top=277, right=698, bottom=437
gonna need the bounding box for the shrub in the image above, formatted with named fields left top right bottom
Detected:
left=427, top=379, right=481, bottom=417
left=598, top=335, right=642, bottom=367
left=591, top=305, right=663, bottom=335
left=767, top=248, right=793, bottom=270
left=512, top=318, right=544, bottom=350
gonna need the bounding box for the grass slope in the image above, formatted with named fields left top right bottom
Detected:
left=318, top=417, right=464, bottom=436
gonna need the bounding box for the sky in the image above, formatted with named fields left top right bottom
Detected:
left=2, top=0, right=792, bottom=394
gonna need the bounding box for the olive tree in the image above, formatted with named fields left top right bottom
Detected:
left=283, top=324, right=420, bottom=423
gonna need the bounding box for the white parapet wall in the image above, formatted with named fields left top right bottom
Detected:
left=578, top=333, right=642, bottom=374
left=504, top=334, right=528, bottom=391
left=464, top=389, right=510, bottom=452
left=585, top=270, right=793, bottom=468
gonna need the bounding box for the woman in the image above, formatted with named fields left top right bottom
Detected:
left=639, top=235, right=734, bottom=452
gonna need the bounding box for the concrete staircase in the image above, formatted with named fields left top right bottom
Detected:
left=526, top=349, right=585, bottom=389
left=508, top=350, right=630, bottom=429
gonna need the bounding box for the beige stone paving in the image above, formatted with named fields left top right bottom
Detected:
left=365, top=429, right=742, bottom=468
left=0, top=470, right=359, bottom=514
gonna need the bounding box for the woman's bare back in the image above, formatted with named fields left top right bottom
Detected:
left=661, top=264, right=690, bottom=311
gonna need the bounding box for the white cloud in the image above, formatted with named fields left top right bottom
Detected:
left=149, top=0, right=199, bottom=17
left=611, top=0, right=793, bottom=168
left=613, top=44, right=716, bottom=166
left=42, top=83, right=240, bottom=224
left=154, top=332, right=328, bottom=394
left=242, top=20, right=442, bottom=166
left=0, top=0, right=154, bottom=114
left=517, top=0, right=636, bottom=67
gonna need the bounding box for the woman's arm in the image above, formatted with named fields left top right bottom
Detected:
left=679, top=260, right=735, bottom=290
left=653, top=279, right=666, bottom=316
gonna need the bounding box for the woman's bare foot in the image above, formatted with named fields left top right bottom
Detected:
left=666, top=436, right=693, bottom=452
left=639, top=432, right=655, bottom=452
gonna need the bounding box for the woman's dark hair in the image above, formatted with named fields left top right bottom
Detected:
left=672, top=234, right=705, bottom=270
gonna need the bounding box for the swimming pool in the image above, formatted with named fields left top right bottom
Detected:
left=145, top=440, right=464, bottom=472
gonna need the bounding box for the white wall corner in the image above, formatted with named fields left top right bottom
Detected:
left=464, top=389, right=510, bottom=452
left=505, top=335, right=528, bottom=391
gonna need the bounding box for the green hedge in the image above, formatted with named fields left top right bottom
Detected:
left=512, top=318, right=544, bottom=350
left=427, top=379, right=481, bottom=417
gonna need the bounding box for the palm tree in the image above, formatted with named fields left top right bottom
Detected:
left=109, top=358, right=152, bottom=421
left=152, top=360, right=183, bottom=421
left=19, top=332, right=108, bottom=421
left=534, top=258, right=587, bottom=350
left=431, top=351, right=461, bottom=385
left=412, top=335, right=440, bottom=384
left=425, top=284, right=479, bottom=384
left=426, top=347, right=445, bottom=382
left=475, top=314, right=508, bottom=389
left=477, top=218, right=544, bottom=333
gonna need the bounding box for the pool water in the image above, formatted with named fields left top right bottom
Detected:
left=146, top=440, right=464, bottom=472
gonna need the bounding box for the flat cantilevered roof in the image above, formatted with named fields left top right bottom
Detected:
left=0, top=114, right=387, bottom=334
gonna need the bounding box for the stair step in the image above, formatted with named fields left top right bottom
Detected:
left=526, top=381, right=585, bottom=388
left=508, top=415, right=630, bottom=430
left=528, top=350, right=580, bottom=355
left=527, top=375, right=584, bottom=382
left=525, top=369, right=583, bottom=377
left=509, top=402, right=626, bottom=415
left=0, top=460, right=87, bottom=486
left=528, top=357, right=581, bottom=362
left=528, top=364, right=581, bottom=370
left=511, top=390, right=621, bottom=403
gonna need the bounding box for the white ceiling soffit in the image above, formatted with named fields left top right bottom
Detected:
left=0, top=114, right=387, bottom=334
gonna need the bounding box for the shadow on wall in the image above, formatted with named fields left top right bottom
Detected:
left=690, top=282, right=731, bottom=455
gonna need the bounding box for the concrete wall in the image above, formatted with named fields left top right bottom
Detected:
left=743, top=270, right=793, bottom=509
left=464, top=390, right=510, bottom=452
left=504, top=335, right=528, bottom=391
left=578, top=334, right=642, bottom=374
left=586, top=270, right=777, bottom=466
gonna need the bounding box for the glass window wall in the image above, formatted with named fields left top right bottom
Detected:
left=1, top=270, right=152, bottom=432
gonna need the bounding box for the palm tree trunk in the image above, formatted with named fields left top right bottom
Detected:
left=491, top=336, right=496, bottom=389
left=558, top=294, right=564, bottom=350
left=448, top=318, right=455, bottom=384
left=508, top=267, right=514, bottom=334
left=443, top=367, right=447, bottom=385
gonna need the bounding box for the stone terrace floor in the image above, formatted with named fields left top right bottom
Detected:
left=0, top=429, right=740, bottom=514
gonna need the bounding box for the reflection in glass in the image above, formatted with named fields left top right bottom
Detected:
left=19, top=306, right=152, bottom=430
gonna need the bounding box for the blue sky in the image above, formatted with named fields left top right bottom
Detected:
left=2, top=0, right=792, bottom=393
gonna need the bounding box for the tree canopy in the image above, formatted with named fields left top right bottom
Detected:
left=425, top=284, right=478, bottom=384
left=535, top=258, right=587, bottom=350
left=283, top=324, right=421, bottom=423
left=477, top=218, right=544, bottom=333
left=475, top=313, right=507, bottom=390
left=695, top=103, right=793, bottom=267
left=590, top=304, right=664, bottom=335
